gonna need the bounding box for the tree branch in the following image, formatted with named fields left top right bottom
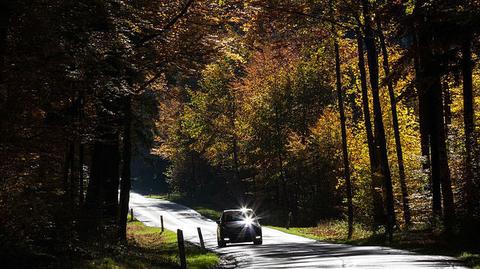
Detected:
left=137, top=0, right=195, bottom=47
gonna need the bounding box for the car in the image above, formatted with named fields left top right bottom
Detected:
left=216, top=208, right=262, bottom=247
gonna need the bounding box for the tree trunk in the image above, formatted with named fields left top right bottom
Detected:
left=377, top=22, right=411, bottom=227
left=84, top=142, right=102, bottom=237
left=190, top=152, right=196, bottom=198
left=232, top=136, right=241, bottom=193
left=414, top=21, right=444, bottom=221
left=361, top=0, right=396, bottom=240
left=462, top=34, right=477, bottom=215
left=69, top=140, right=76, bottom=207
left=119, top=96, right=132, bottom=241
left=333, top=22, right=353, bottom=239
left=79, top=142, right=84, bottom=205
left=104, top=135, right=120, bottom=237
left=64, top=141, right=74, bottom=201
left=84, top=128, right=120, bottom=240
left=278, top=151, right=290, bottom=218
left=230, top=94, right=242, bottom=199
left=414, top=13, right=455, bottom=233
left=414, top=29, right=440, bottom=218
left=78, top=93, right=85, bottom=206
left=0, top=1, right=10, bottom=57
left=428, top=75, right=456, bottom=235
left=0, top=1, right=11, bottom=121
left=0, top=1, right=10, bottom=116
left=357, top=31, right=386, bottom=228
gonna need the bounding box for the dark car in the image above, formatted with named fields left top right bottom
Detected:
left=216, top=208, right=262, bottom=247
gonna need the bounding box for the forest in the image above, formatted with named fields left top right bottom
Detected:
left=1, top=0, right=480, bottom=267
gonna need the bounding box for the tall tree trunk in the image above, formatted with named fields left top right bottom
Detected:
left=84, top=127, right=120, bottom=240
left=84, top=141, right=103, bottom=237
left=78, top=92, right=85, bottom=206
left=462, top=34, right=477, bottom=215
left=377, top=22, right=411, bottom=227
left=273, top=103, right=290, bottom=217
left=64, top=141, right=74, bottom=200
left=278, top=151, right=290, bottom=218
left=0, top=1, right=11, bottom=126
left=190, top=152, right=196, bottom=198
left=69, top=140, right=76, bottom=207
left=357, top=31, right=386, bottom=228
left=414, top=8, right=455, bottom=232
left=79, top=141, right=84, bottom=205
left=428, top=75, right=455, bottom=235
left=333, top=20, right=353, bottom=239
left=0, top=1, right=10, bottom=59
left=414, top=29, right=440, bottom=218
left=232, top=136, right=241, bottom=192
left=361, top=0, right=396, bottom=241
left=104, top=135, right=120, bottom=237
left=119, top=96, right=132, bottom=241
left=230, top=94, right=242, bottom=199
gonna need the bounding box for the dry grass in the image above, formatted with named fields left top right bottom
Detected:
left=268, top=220, right=372, bottom=244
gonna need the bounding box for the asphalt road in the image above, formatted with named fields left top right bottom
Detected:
left=129, top=192, right=468, bottom=269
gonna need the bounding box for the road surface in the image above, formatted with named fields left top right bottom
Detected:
left=129, top=193, right=467, bottom=268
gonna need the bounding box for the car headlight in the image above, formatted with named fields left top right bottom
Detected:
left=243, top=216, right=254, bottom=226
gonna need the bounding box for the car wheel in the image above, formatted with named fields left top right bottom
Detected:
left=253, top=239, right=262, bottom=245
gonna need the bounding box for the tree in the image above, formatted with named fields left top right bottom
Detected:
left=356, top=30, right=386, bottom=229
left=412, top=1, right=456, bottom=234
left=461, top=32, right=477, bottom=216
left=119, top=96, right=132, bottom=241
left=377, top=21, right=412, bottom=227
left=332, top=19, right=354, bottom=239
left=360, top=0, right=396, bottom=240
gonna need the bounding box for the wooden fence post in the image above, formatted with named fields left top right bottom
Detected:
left=130, top=208, right=134, bottom=222
left=177, top=229, right=187, bottom=269
left=160, top=215, right=164, bottom=232
left=287, top=211, right=292, bottom=229
left=197, top=227, right=205, bottom=250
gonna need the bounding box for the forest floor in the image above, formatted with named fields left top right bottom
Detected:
left=74, top=218, right=219, bottom=269
left=148, top=193, right=479, bottom=269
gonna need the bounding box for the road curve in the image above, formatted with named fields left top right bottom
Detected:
left=129, top=193, right=467, bottom=269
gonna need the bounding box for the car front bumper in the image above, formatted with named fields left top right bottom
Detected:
left=221, top=225, right=262, bottom=242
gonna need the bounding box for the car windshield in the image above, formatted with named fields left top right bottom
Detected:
left=223, top=210, right=254, bottom=222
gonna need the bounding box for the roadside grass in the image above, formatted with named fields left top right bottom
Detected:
left=77, top=219, right=219, bottom=269
left=267, top=220, right=373, bottom=244
left=148, top=193, right=222, bottom=221
left=193, top=207, right=222, bottom=220
left=268, top=221, right=480, bottom=268
left=459, top=252, right=480, bottom=269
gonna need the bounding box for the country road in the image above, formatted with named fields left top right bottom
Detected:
left=129, top=193, right=468, bottom=269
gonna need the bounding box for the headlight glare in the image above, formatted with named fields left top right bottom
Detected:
left=243, top=216, right=254, bottom=226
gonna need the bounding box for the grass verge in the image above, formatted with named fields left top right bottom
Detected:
left=268, top=220, right=480, bottom=269
left=267, top=220, right=373, bottom=244
left=148, top=193, right=222, bottom=220
left=77, top=219, right=219, bottom=269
